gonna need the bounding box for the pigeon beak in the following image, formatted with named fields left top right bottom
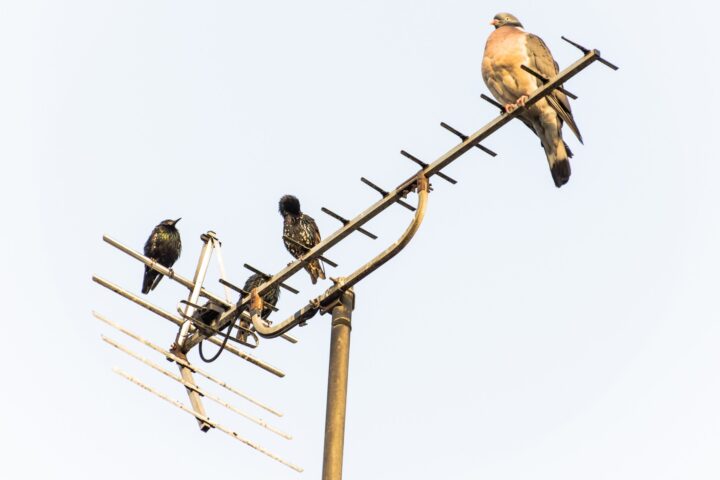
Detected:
left=490, top=19, right=499, bottom=26
left=173, top=217, right=182, bottom=225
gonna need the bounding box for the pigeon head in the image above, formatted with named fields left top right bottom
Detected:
left=279, top=195, right=301, bottom=217
left=491, top=13, right=523, bottom=29
left=161, top=218, right=181, bottom=228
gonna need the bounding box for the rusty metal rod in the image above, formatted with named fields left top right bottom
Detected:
left=321, top=208, right=378, bottom=240
left=562, top=35, right=589, bottom=53
left=176, top=302, right=259, bottom=348
left=218, top=279, right=279, bottom=312
left=520, top=64, right=578, bottom=99
left=176, top=232, right=216, bottom=356
left=250, top=173, right=429, bottom=339
left=92, top=275, right=286, bottom=377
left=400, top=150, right=457, bottom=184
left=113, top=368, right=303, bottom=472
left=102, top=235, right=224, bottom=303
left=283, top=235, right=338, bottom=268
left=102, top=335, right=292, bottom=439
left=360, top=177, right=416, bottom=212
left=101, top=235, right=295, bottom=343
left=480, top=93, right=504, bottom=111
left=216, top=279, right=298, bottom=344
left=440, top=122, right=497, bottom=157
left=93, top=311, right=283, bottom=416
left=191, top=49, right=606, bottom=343
left=321, top=288, right=355, bottom=480
left=561, top=36, right=618, bottom=70
left=243, top=264, right=299, bottom=294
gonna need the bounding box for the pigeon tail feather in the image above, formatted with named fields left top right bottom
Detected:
left=551, top=159, right=571, bottom=187
left=549, top=140, right=571, bottom=188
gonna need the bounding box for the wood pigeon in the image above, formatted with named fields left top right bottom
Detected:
left=482, top=12, right=583, bottom=187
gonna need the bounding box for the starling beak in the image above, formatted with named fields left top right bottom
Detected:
left=279, top=195, right=326, bottom=284
left=141, top=218, right=182, bottom=294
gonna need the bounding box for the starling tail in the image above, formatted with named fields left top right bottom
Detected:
left=307, top=258, right=326, bottom=285
left=142, top=266, right=162, bottom=294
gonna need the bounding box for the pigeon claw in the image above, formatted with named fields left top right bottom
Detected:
left=515, top=95, right=529, bottom=108
left=503, top=103, right=517, bottom=113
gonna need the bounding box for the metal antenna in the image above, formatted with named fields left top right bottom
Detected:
left=94, top=41, right=616, bottom=478
left=480, top=93, right=504, bottom=111
left=94, top=312, right=283, bottom=416
left=243, top=264, right=299, bottom=294
left=520, top=64, right=578, bottom=99
left=400, top=150, right=457, bottom=185
left=561, top=36, right=619, bottom=70
left=113, top=368, right=303, bottom=472
left=322, top=207, right=378, bottom=240
left=282, top=235, right=339, bottom=268
left=440, top=122, right=498, bottom=157
left=360, top=177, right=417, bottom=211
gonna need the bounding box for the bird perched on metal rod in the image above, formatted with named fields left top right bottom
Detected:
left=235, top=273, right=280, bottom=342
left=240, top=273, right=280, bottom=322
left=482, top=12, right=583, bottom=187
left=279, top=195, right=326, bottom=284
left=141, top=218, right=182, bottom=294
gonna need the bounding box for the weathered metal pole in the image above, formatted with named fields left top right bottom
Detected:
left=321, top=287, right=355, bottom=480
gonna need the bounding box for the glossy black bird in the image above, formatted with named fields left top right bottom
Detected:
left=240, top=273, right=280, bottom=321
left=279, top=195, right=325, bottom=284
left=141, top=218, right=182, bottom=294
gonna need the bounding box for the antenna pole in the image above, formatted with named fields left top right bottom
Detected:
left=175, top=232, right=217, bottom=350
left=321, top=286, right=355, bottom=480
left=173, top=231, right=220, bottom=431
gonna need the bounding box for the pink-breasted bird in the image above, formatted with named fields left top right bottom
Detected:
left=482, top=12, right=583, bottom=187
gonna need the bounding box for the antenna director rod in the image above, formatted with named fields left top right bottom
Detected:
left=188, top=49, right=604, bottom=345
left=242, top=49, right=603, bottom=306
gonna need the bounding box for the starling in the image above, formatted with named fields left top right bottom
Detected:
left=235, top=274, right=279, bottom=342
left=240, top=273, right=280, bottom=321
left=279, top=194, right=326, bottom=284
left=141, top=218, right=182, bottom=294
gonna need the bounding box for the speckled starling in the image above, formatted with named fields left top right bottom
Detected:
left=279, top=195, right=325, bottom=284
left=240, top=273, right=280, bottom=321
left=141, top=218, right=182, bottom=294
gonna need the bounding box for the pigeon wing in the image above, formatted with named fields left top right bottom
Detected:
left=525, top=33, right=583, bottom=144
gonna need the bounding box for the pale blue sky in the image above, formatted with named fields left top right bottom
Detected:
left=1, top=1, right=718, bottom=478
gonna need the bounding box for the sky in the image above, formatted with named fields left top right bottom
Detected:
left=1, top=0, right=719, bottom=478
